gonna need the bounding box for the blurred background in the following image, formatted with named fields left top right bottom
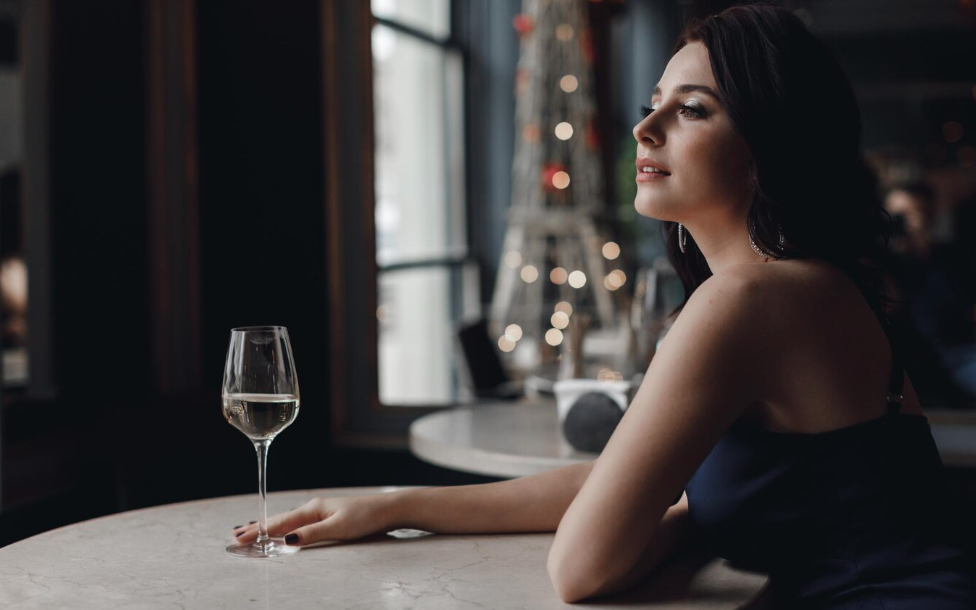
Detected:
left=0, top=0, right=974, bottom=547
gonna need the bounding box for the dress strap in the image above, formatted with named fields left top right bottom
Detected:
left=881, top=317, right=905, bottom=416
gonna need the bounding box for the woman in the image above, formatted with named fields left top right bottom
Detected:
left=235, top=4, right=975, bottom=607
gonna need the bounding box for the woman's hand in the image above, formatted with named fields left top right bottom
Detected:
left=232, top=493, right=400, bottom=547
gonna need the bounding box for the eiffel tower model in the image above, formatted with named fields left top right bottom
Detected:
left=489, top=0, right=622, bottom=376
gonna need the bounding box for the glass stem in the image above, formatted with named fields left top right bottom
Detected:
left=254, top=439, right=272, bottom=546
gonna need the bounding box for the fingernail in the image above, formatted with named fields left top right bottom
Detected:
left=233, top=525, right=242, bottom=530
left=249, top=521, right=257, bottom=525
left=235, top=531, right=245, bottom=538
left=284, top=534, right=299, bottom=545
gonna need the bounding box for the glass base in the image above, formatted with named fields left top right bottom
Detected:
left=226, top=538, right=299, bottom=558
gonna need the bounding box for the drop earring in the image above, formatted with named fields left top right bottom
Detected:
left=749, top=223, right=786, bottom=259
left=677, top=223, right=688, bottom=254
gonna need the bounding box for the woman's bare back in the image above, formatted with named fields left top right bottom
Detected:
left=731, top=257, right=923, bottom=434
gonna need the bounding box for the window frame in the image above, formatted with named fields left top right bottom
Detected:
left=322, top=0, right=480, bottom=449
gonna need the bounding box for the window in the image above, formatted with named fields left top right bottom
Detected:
left=370, top=0, right=477, bottom=406
left=323, top=0, right=480, bottom=447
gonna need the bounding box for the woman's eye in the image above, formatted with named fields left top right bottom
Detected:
left=639, top=102, right=705, bottom=120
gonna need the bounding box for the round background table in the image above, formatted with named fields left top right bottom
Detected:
left=409, top=398, right=976, bottom=478
left=409, top=398, right=595, bottom=478
left=0, top=487, right=771, bottom=609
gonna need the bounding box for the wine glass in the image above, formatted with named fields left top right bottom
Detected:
left=222, top=326, right=300, bottom=558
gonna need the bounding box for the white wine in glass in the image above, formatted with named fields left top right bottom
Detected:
left=222, top=326, right=300, bottom=558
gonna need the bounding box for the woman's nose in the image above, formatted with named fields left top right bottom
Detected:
left=633, top=116, right=662, bottom=146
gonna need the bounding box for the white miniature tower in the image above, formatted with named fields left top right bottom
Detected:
left=489, top=0, right=620, bottom=373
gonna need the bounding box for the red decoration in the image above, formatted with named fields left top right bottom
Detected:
left=585, top=119, right=600, bottom=151
left=541, top=162, right=568, bottom=192
left=512, top=14, right=534, bottom=37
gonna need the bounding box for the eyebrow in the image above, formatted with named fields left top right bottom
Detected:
left=652, top=83, right=720, bottom=100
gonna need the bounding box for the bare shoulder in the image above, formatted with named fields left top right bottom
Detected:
left=720, top=258, right=924, bottom=429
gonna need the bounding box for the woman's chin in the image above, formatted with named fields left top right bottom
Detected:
left=633, top=197, right=674, bottom=221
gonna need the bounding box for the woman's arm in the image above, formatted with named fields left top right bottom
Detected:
left=234, top=460, right=597, bottom=546
left=575, top=491, right=701, bottom=600
left=389, top=461, right=595, bottom=534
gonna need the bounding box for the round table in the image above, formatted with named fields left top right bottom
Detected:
left=409, top=399, right=976, bottom=478
left=409, top=398, right=595, bottom=478
left=0, top=487, right=771, bottom=609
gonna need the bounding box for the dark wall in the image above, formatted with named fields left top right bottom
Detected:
left=196, top=0, right=330, bottom=492
left=49, top=0, right=149, bottom=394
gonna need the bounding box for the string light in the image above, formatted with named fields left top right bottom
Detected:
left=521, top=265, right=539, bottom=283
left=555, top=24, right=574, bottom=41
left=505, top=324, right=523, bottom=341
left=552, top=171, right=571, bottom=189
left=498, top=336, right=516, bottom=352
left=602, top=241, right=620, bottom=259
left=568, top=270, right=586, bottom=288
left=504, top=251, right=523, bottom=268
left=545, top=328, right=564, bottom=346
left=607, top=269, right=626, bottom=288
left=555, top=301, right=573, bottom=316
left=551, top=311, right=570, bottom=329
left=550, top=267, right=568, bottom=284
left=559, top=75, right=579, bottom=93
left=554, top=122, right=574, bottom=140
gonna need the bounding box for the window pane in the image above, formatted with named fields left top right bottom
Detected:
left=372, top=24, right=466, bottom=266
left=370, top=0, right=450, bottom=40
left=377, top=266, right=457, bottom=404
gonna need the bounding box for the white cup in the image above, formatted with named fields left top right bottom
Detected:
left=552, top=378, right=633, bottom=425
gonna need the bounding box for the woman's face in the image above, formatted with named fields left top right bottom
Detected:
left=633, top=42, right=754, bottom=223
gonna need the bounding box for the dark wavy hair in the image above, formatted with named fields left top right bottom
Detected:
left=660, top=3, right=898, bottom=325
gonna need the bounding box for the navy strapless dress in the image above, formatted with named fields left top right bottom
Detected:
left=685, top=324, right=976, bottom=609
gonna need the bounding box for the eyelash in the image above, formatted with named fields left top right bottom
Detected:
left=639, top=102, right=704, bottom=119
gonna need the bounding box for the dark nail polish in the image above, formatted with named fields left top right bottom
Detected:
left=284, top=534, right=299, bottom=545
left=233, top=525, right=242, bottom=530
left=235, top=531, right=245, bottom=537
left=249, top=521, right=257, bottom=525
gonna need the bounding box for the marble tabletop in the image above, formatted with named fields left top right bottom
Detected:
left=0, top=487, right=771, bottom=609
left=410, top=398, right=976, bottom=478
left=409, top=398, right=595, bottom=478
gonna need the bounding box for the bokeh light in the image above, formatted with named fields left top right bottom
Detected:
left=554, top=122, right=574, bottom=140
left=520, top=265, right=539, bottom=283
left=545, top=328, right=564, bottom=346
left=607, top=269, right=627, bottom=289
left=505, top=324, right=523, bottom=342
left=504, top=251, right=522, bottom=268
left=552, top=171, right=570, bottom=189
left=602, top=241, right=620, bottom=259
left=559, top=75, right=579, bottom=93
left=498, top=336, right=516, bottom=352
left=551, top=311, right=570, bottom=329
left=568, top=270, right=586, bottom=288
left=550, top=267, right=568, bottom=284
